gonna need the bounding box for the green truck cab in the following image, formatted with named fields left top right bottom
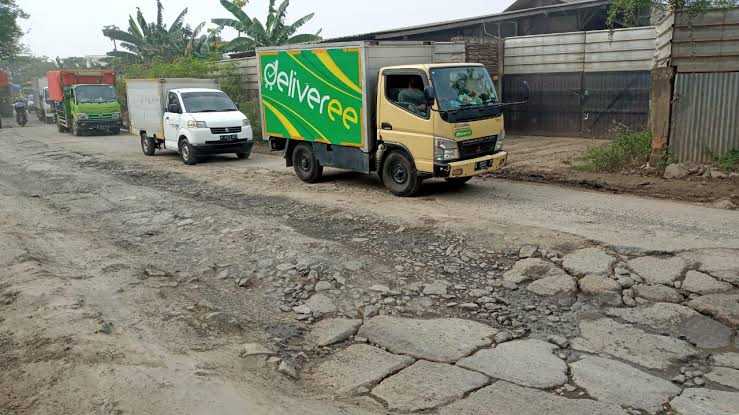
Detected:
left=48, top=70, right=122, bottom=136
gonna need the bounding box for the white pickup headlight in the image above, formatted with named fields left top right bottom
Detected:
left=434, top=137, right=460, bottom=162
left=242, top=118, right=251, bottom=127
left=496, top=129, right=505, bottom=151
left=77, top=113, right=89, bottom=120
left=187, top=120, right=208, bottom=128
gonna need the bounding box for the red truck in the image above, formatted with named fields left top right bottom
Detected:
left=47, top=70, right=122, bottom=135
left=0, top=70, right=11, bottom=121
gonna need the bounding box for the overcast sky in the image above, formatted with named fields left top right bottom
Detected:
left=19, top=0, right=512, bottom=58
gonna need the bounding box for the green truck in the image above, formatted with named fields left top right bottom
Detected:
left=47, top=70, right=122, bottom=135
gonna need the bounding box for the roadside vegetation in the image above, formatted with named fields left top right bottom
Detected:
left=575, top=131, right=653, bottom=172
left=716, top=149, right=739, bottom=172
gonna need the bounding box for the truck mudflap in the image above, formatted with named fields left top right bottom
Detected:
left=441, top=151, right=508, bottom=178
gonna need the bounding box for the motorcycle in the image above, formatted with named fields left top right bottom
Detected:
left=14, top=101, right=28, bottom=127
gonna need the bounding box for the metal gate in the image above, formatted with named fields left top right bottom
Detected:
left=503, top=71, right=651, bottom=138
left=670, top=72, right=739, bottom=162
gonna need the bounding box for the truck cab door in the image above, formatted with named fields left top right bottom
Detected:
left=378, top=71, right=435, bottom=174
left=164, top=92, right=183, bottom=147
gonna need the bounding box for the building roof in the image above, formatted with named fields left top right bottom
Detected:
left=327, top=0, right=609, bottom=41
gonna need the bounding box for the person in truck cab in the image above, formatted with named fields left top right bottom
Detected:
left=398, top=77, right=427, bottom=115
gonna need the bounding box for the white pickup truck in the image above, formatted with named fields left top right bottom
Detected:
left=126, top=78, right=254, bottom=165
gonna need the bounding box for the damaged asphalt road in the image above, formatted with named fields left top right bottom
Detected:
left=0, top=124, right=738, bottom=415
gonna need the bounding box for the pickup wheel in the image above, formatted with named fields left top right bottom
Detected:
left=179, top=138, right=198, bottom=165
left=141, top=134, right=156, bottom=156
left=292, top=143, right=323, bottom=183
left=382, top=151, right=422, bottom=197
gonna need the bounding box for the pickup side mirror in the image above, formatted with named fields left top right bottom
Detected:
left=235, top=103, right=241, bottom=110
left=167, top=103, right=180, bottom=114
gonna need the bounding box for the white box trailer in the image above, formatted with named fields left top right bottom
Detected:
left=126, top=78, right=219, bottom=138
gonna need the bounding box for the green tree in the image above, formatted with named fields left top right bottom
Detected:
left=608, top=0, right=738, bottom=27
left=213, top=0, right=322, bottom=52
left=102, top=0, right=211, bottom=64
left=0, top=0, right=28, bottom=61
left=3, top=55, right=56, bottom=85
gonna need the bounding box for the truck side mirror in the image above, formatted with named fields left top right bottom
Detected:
left=521, top=80, right=530, bottom=103
left=424, top=86, right=436, bottom=106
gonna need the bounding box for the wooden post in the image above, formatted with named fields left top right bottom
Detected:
left=648, top=67, right=674, bottom=163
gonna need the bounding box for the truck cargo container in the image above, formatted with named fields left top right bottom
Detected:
left=0, top=70, right=11, bottom=119
left=258, top=42, right=520, bottom=196
left=127, top=78, right=254, bottom=165
left=47, top=69, right=122, bottom=135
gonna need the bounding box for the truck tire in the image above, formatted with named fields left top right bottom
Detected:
left=382, top=151, right=423, bottom=197
left=141, top=134, right=156, bottom=156
left=236, top=152, right=250, bottom=160
left=57, top=123, right=65, bottom=133
left=72, top=121, right=81, bottom=136
left=445, top=177, right=472, bottom=186
left=179, top=138, right=198, bottom=166
left=292, top=143, right=323, bottom=183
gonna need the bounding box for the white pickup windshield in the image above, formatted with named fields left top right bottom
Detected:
left=181, top=92, right=237, bottom=113
left=431, top=67, right=498, bottom=111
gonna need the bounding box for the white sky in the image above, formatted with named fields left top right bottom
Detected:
left=19, top=0, right=512, bottom=58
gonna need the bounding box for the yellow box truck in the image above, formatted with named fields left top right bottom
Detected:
left=257, top=42, right=523, bottom=196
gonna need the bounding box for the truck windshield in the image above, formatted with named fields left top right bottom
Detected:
left=430, top=67, right=498, bottom=111
left=181, top=92, right=237, bottom=113
left=75, top=85, right=117, bottom=104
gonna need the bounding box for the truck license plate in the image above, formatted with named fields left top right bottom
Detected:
left=476, top=160, right=492, bottom=170
left=220, top=134, right=238, bottom=141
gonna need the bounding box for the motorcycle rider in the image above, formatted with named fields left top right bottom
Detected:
left=13, top=95, right=28, bottom=126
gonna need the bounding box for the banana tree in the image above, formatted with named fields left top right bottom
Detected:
left=213, top=0, right=322, bottom=52
left=102, top=0, right=208, bottom=63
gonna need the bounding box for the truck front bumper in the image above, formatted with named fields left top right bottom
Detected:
left=435, top=151, right=508, bottom=178
left=77, top=119, right=121, bottom=130
left=193, top=139, right=254, bottom=156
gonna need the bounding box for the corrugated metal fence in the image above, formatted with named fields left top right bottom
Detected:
left=670, top=72, right=739, bottom=162
left=502, top=27, right=656, bottom=138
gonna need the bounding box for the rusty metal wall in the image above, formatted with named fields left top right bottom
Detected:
left=503, top=73, right=583, bottom=136
left=670, top=72, right=739, bottom=162
left=503, top=71, right=651, bottom=137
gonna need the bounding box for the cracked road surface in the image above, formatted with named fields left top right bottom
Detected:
left=1, top=122, right=738, bottom=415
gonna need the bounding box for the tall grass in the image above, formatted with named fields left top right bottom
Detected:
left=575, top=131, right=652, bottom=172
left=716, top=149, right=739, bottom=172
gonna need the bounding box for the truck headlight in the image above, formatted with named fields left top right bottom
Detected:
left=112, top=112, right=121, bottom=119
left=496, top=129, right=505, bottom=151
left=242, top=118, right=251, bottom=127
left=187, top=120, right=208, bottom=128
left=434, top=137, right=460, bottom=162
left=77, top=113, right=89, bottom=120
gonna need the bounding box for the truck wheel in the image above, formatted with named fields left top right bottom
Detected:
left=445, top=177, right=472, bottom=187
left=57, top=123, right=65, bottom=133
left=292, top=143, right=323, bottom=183
left=382, top=151, right=422, bottom=197
left=72, top=122, right=81, bottom=136
left=236, top=152, right=249, bottom=160
left=179, top=138, right=198, bottom=165
left=141, top=134, right=156, bottom=156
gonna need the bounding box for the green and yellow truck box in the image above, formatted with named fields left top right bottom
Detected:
left=259, top=47, right=367, bottom=149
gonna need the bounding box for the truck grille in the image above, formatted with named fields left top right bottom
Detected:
left=459, top=136, right=498, bottom=160
left=210, top=126, right=242, bottom=134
